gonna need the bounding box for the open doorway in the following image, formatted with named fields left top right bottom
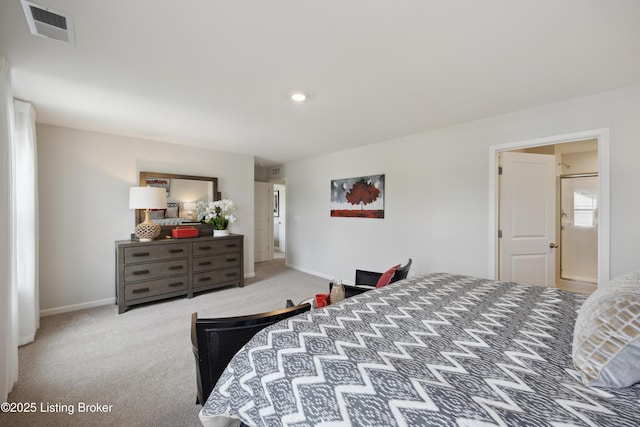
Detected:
left=498, top=140, right=598, bottom=293
left=488, top=128, right=610, bottom=292
left=559, top=173, right=598, bottom=288
left=273, top=183, right=286, bottom=259
left=254, top=181, right=274, bottom=263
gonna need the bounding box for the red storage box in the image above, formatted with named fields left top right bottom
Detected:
left=171, top=226, right=198, bottom=239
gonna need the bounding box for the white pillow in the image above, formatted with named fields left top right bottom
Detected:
left=573, top=272, right=640, bottom=388
left=607, top=271, right=640, bottom=290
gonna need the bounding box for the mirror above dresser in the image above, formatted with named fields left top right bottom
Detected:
left=135, top=171, right=220, bottom=236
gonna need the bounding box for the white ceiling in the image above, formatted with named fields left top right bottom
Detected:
left=1, top=1, right=639, bottom=166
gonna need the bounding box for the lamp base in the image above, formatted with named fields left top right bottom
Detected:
left=135, top=221, right=161, bottom=242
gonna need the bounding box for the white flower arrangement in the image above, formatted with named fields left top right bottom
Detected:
left=196, top=199, right=237, bottom=230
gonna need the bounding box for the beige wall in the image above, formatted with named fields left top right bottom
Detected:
left=37, top=124, right=255, bottom=314
left=560, top=151, right=598, bottom=174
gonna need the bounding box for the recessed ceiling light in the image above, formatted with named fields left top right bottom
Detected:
left=291, top=92, right=307, bottom=102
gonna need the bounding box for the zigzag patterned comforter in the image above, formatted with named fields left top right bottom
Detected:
left=199, top=273, right=640, bottom=426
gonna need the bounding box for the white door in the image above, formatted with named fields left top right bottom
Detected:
left=499, top=152, right=557, bottom=286
left=254, top=182, right=273, bottom=262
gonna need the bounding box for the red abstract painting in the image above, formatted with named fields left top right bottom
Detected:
left=330, top=174, right=384, bottom=218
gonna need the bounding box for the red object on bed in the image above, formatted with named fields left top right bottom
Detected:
left=375, top=264, right=401, bottom=287
left=172, top=226, right=198, bottom=239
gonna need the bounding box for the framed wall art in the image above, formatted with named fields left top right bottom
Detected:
left=330, top=174, right=385, bottom=218
left=145, top=177, right=171, bottom=196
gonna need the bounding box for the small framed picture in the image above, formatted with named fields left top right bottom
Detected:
left=145, top=177, right=170, bottom=196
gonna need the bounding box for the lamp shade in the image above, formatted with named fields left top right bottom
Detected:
left=129, top=187, right=167, bottom=209
left=183, top=202, right=197, bottom=211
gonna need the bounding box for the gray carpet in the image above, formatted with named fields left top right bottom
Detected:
left=3, top=258, right=328, bottom=426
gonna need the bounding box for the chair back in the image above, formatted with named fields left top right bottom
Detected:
left=391, top=258, right=412, bottom=282
left=191, top=303, right=311, bottom=405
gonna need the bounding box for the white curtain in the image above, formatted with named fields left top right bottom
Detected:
left=0, top=56, right=19, bottom=403
left=14, top=100, right=40, bottom=345
left=0, top=57, right=40, bottom=402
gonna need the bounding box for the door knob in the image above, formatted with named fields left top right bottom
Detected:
left=549, top=243, right=559, bottom=249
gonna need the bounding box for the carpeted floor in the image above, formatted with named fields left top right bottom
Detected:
left=2, top=258, right=328, bottom=427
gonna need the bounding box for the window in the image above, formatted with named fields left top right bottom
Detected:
left=573, top=190, right=598, bottom=227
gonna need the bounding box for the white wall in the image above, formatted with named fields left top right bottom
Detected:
left=37, top=124, right=255, bottom=314
left=284, top=85, right=640, bottom=284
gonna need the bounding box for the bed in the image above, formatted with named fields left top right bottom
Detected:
left=151, top=217, right=190, bottom=226
left=199, top=273, right=640, bottom=426
left=150, top=202, right=199, bottom=226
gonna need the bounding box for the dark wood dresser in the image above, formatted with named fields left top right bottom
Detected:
left=115, top=234, right=244, bottom=313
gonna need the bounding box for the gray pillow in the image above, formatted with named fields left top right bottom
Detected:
left=165, top=206, right=179, bottom=218
left=149, top=209, right=165, bottom=220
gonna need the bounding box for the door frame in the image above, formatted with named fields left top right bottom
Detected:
left=488, top=128, right=610, bottom=287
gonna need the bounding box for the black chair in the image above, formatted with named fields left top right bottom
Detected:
left=331, top=258, right=413, bottom=298
left=191, top=303, right=311, bottom=405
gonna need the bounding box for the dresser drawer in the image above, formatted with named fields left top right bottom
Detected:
left=192, top=267, right=241, bottom=289
left=192, top=253, right=241, bottom=273
left=125, top=276, right=188, bottom=300
left=124, top=243, right=188, bottom=263
left=124, top=259, right=189, bottom=283
left=192, top=239, right=241, bottom=256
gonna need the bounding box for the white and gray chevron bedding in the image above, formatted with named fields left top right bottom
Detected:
left=199, top=273, right=640, bottom=427
left=151, top=217, right=185, bottom=225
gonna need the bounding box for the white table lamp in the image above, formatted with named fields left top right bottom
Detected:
left=129, top=187, right=167, bottom=241
left=183, top=202, right=197, bottom=221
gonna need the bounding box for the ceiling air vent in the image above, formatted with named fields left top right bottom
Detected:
left=21, top=0, right=75, bottom=45
left=271, top=167, right=282, bottom=178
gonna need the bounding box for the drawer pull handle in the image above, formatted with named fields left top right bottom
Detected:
left=225, top=272, right=238, bottom=277
left=132, top=288, right=149, bottom=294
left=198, top=261, right=212, bottom=266
left=168, top=265, right=184, bottom=270
left=169, top=249, right=184, bottom=253
left=225, top=244, right=237, bottom=248
left=199, top=277, right=212, bottom=282
left=168, top=282, right=183, bottom=287
left=226, top=258, right=237, bottom=262
left=198, top=246, right=212, bottom=250
left=132, top=252, right=150, bottom=257
left=132, top=269, right=150, bottom=275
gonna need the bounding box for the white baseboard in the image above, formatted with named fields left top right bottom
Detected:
left=19, top=334, right=35, bottom=346
left=40, top=274, right=255, bottom=317
left=284, top=263, right=354, bottom=285
left=285, top=263, right=326, bottom=278
left=40, top=297, right=116, bottom=317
